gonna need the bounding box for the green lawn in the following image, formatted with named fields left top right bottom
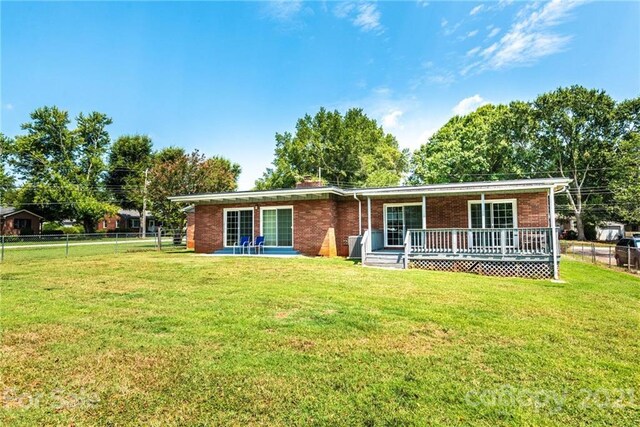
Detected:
left=1, top=251, right=639, bottom=425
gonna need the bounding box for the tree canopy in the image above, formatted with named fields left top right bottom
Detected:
left=255, top=108, right=408, bottom=189
left=148, top=149, right=241, bottom=229
left=7, top=106, right=118, bottom=232
left=106, top=134, right=154, bottom=214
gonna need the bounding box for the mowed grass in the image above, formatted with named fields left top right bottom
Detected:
left=1, top=251, right=639, bottom=426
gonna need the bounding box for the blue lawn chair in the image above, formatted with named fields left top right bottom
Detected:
left=233, top=236, right=251, bottom=254
left=251, top=236, right=265, bottom=254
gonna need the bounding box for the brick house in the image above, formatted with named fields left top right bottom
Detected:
left=1, top=207, right=43, bottom=235
left=169, top=178, right=570, bottom=279
left=97, top=209, right=157, bottom=233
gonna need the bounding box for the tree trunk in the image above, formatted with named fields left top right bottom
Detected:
left=83, top=218, right=96, bottom=234
left=575, top=212, right=586, bottom=241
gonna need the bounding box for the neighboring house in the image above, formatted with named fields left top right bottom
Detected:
left=169, top=177, right=571, bottom=279
left=0, top=206, right=43, bottom=235
left=596, top=221, right=625, bottom=242
left=97, top=210, right=157, bottom=233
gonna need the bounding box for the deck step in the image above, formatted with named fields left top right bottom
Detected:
left=363, top=252, right=405, bottom=269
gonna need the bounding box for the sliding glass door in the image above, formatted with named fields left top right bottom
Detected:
left=385, top=204, right=422, bottom=247
left=225, top=209, right=254, bottom=247
left=261, top=207, right=293, bottom=247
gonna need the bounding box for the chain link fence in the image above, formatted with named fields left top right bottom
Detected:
left=560, top=241, right=639, bottom=274
left=0, top=228, right=186, bottom=263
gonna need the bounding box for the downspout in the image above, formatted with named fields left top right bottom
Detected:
left=353, top=193, right=362, bottom=236
left=549, top=185, right=559, bottom=280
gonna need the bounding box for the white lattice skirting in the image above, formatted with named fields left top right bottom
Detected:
left=409, top=259, right=552, bottom=279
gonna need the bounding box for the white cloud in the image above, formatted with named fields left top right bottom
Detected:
left=465, top=30, right=478, bottom=38
left=466, top=46, right=481, bottom=57
left=416, top=0, right=429, bottom=7
left=470, top=5, right=484, bottom=16
left=440, top=18, right=448, bottom=27
left=334, top=2, right=383, bottom=33
left=264, top=0, right=303, bottom=21
left=382, top=110, right=403, bottom=129
left=487, top=27, right=501, bottom=38
left=3, top=103, right=14, bottom=110
left=452, top=95, right=487, bottom=116
left=478, top=0, right=583, bottom=70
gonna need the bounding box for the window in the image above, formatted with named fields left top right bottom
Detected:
left=130, top=219, right=140, bottom=228
left=102, top=220, right=107, bottom=229
left=468, top=199, right=518, bottom=248
left=115, top=220, right=120, bottom=229
left=261, top=207, right=293, bottom=247
left=13, top=218, right=32, bottom=229
left=384, top=204, right=423, bottom=247
left=468, top=200, right=517, bottom=229
left=224, top=208, right=254, bottom=247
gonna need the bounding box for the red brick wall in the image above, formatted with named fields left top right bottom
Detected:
left=194, top=199, right=339, bottom=256
left=193, top=191, right=550, bottom=256
left=1, top=212, right=42, bottom=235
left=97, top=215, right=121, bottom=231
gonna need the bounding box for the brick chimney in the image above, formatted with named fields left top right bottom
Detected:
left=295, top=176, right=324, bottom=189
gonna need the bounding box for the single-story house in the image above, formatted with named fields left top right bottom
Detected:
left=0, top=206, right=43, bottom=235
left=97, top=209, right=157, bottom=233
left=169, top=177, right=571, bottom=279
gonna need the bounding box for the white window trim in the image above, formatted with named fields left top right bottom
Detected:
left=467, top=198, right=518, bottom=229
left=115, top=220, right=120, bottom=229
left=259, top=205, right=294, bottom=248
left=223, top=207, right=254, bottom=248
left=383, top=202, right=423, bottom=248
left=130, top=219, right=140, bottom=228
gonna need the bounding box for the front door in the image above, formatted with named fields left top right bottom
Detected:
left=385, top=205, right=422, bottom=247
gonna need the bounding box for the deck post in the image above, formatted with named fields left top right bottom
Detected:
left=549, top=186, right=559, bottom=280
left=367, top=197, right=372, bottom=236
left=452, top=230, right=458, bottom=254
left=481, top=193, right=486, bottom=229
left=421, top=195, right=427, bottom=229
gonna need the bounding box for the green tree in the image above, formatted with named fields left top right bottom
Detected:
left=528, top=86, right=619, bottom=240
left=409, top=104, right=529, bottom=184
left=608, top=97, right=640, bottom=225
left=0, top=133, right=16, bottom=206
left=106, top=135, right=154, bottom=213
left=255, top=108, right=408, bottom=189
left=148, top=150, right=240, bottom=229
left=8, top=106, right=117, bottom=231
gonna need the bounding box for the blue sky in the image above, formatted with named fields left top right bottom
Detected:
left=2, top=1, right=639, bottom=190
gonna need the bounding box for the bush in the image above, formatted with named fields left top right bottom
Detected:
left=61, top=226, right=83, bottom=234
left=19, top=228, right=34, bottom=236
left=42, top=229, right=64, bottom=235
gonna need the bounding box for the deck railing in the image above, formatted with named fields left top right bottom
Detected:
left=406, top=227, right=554, bottom=256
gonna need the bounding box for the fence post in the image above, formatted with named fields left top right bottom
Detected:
left=157, top=227, right=162, bottom=251
left=609, top=246, right=612, bottom=267
left=65, top=234, right=69, bottom=257
left=1, top=234, right=4, bottom=263
left=115, top=232, right=118, bottom=254
left=628, top=246, right=631, bottom=272
left=591, top=243, right=596, bottom=264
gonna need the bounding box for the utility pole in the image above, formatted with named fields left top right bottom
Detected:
left=141, top=168, right=149, bottom=237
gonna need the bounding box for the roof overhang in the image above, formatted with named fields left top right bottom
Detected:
left=350, top=178, right=571, bottom=198
left=1, top=208, right=44, bottom=219
left=168, top=178, right=571, bottom=204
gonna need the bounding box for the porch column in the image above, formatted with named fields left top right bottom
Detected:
left=481, top=193, right=486, bottom=229
left=549, top=186, right=559, bottom=280
left=421, top=195, right=427, bottom=229
left=367, top=197, right=372, bottom=235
